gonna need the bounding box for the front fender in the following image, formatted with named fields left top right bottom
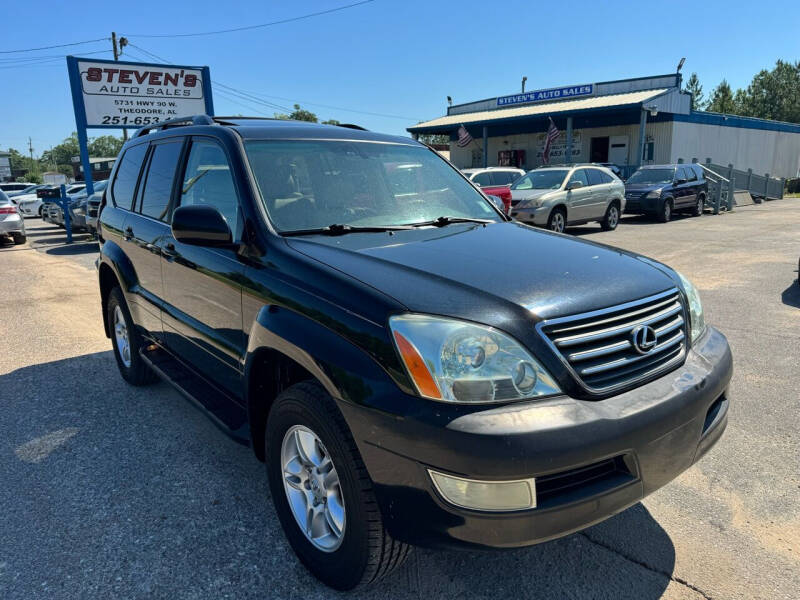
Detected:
left=100, top=238, right=138, bottom=294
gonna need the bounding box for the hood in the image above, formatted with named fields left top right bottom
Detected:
left=625, top=183, right=668, bottom=193
left=287, top=222, right=677, bottom=321
left=510, top=188, right=557, bottom=201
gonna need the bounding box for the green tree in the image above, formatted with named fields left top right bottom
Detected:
left=89, top=134, right=124, bottom=157
left=321, top=119, right=341, bottom=126
left=684, top=72, right=705, bottom=110
left=707, top=80, right=738, bottom=114
left=738, top=60, right=800, bottom=123
left=418, top=134, right=450, bottom=146
left=274, top=104, right=318, bottom=122
left=5, top=148, right=27, bottom=172
left=39, top=133, right=79, bottom=168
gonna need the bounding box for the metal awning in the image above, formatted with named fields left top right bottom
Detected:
left=408, top=89, right=668, bottom=133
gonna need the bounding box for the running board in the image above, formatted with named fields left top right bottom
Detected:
left=139, top=344, right=251, bottom=446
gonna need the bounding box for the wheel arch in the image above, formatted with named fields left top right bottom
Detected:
left=97, top=241, right=138, bottom=338
left=244, top=305, right=404, bottom=462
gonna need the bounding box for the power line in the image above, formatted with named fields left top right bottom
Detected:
left=0, top=37, right=109, bottom=54
left=0, top=49, right=111, bottom=68
left=122, top=0, right=375, bottom=38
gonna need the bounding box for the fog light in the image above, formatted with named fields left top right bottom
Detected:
left=428, top=470, right=536, bottom=511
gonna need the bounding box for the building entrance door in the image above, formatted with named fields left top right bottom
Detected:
left=609, top=135, right=629, bottom=166
left=590, top=136, right=609, bottom=162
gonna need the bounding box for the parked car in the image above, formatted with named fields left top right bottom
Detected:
left=0, top=182, right=35, bottom=196
left=462, top=167, right=526, bottom=213
left=510, top=165, right=625, bottom=232
left=7, top=183, right=46, bottom=199
left=70, top=180, right=107, bottom=230
left=15, top=184, right=58, bottom=217
left=98, top=115, right=731, bottom=590
left=85, top=184, right=108, bottom=234
left=0, top=190, right=26, bottom=244
left=624, top=164, right=707, bottom=222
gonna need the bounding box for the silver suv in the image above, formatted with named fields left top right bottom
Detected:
left=510, top=165, right=625, bottom=233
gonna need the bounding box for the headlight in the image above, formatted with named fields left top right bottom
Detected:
left=390, top=314, right=561, bottom=403
left=645, top=189, right=662, bottom=199
left=675, top=271, right=706, bottom=343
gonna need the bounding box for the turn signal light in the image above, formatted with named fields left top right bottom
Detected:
left=393, top=331, right=442, bottom=399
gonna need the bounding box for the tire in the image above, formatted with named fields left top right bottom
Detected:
left=12, top=233, right=26, bottom=245
left=106, top=287, right=158, bottom=386
left=657, top=198, right=672, bottom=223
left=547, top=207, right=566, bottom=233
left=692, top=194, right=704, bottom=217
left=266, top=381, right=410, bottom=590
left=601, top=202, right=620, bottom=231
left=38, top=206, right=43, bottom=218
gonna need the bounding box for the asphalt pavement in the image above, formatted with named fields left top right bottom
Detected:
left=1, top=204, right=799, bottom=599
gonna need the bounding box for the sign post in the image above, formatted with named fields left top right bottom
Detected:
left=66, top=56, right=213, bottom=198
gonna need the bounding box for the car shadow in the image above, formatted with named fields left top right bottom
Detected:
left=1, top=353, right=675, bottom=599
left=45, top=242, right=99, bottom=256
left=781, top=280, right=800, bottom=308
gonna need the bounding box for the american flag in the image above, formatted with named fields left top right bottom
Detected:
left=542, top=117, right=559, bottom=164
left=456, top=124, right=473, bottom=147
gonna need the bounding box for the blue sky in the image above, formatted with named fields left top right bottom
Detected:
left=2, top=0, right=798, bottom=156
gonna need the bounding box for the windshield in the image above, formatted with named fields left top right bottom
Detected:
left=627, top=168, right=675, bottom=185
left=511, top=169, right=569, bottom=191
left=244, top=140, right=502, bottom=232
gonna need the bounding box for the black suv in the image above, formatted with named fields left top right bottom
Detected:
left=96, top=116, right=732, bottom=590
left=624, top=163, right=708, bottom=222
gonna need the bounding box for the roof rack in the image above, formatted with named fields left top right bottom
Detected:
left=133, top=115, right=215, bottom=138
left=336, top=123, right=367, bottom=131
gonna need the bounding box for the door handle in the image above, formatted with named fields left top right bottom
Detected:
left=123, top=226, right=133, bottom=240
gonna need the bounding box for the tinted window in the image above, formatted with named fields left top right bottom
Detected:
left=140, top=141, right=182, bottom=221
left=471, top=172, right=493, bottom=186
left=493, top=171, right=520, bottom=185
left=598, top=171, right=614, bottom=184
left=112, top=143, right=148, bottom=209
left=686, top=166, right=698, bottom=182
left=626, top=168, right=675, bottom=184
left=511, top=169, right=568, bottom=190
left=179, top=140, right=239, bottom=236
left=585, top=169, right=603, bottom=186
left=0, top=189, right=9, bottom=202
left=569, top=169, right=589, bottom=188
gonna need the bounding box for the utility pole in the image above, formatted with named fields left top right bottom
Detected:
left=522, top=76, right=527, bottom=93
left=111, top=32, right=129, bottom=141
left=28, top=137, right=35, bottom=178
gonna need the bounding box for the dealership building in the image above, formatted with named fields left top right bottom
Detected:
left=407, top=73, right=800, bottom=179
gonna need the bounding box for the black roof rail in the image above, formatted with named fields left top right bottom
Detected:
left=133, top=115, right=215, bottom=138
left=336, top=123, right=367, bottom=131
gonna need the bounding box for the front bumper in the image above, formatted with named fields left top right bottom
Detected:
left=624, top=194, right=659, bottom=213
left=342, top=326, right=732, bottom=549
left=510, top=205, right=550, bottom=225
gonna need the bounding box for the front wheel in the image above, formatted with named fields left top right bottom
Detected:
left=547, top=207, right=566, bottom=233
left=12, top=233, right=26, bottom=245
left=601, top=203, right=620, bottom=231
left=657, top=198, right=672, bottom=223
left=266, top=382, right=410, bottom=590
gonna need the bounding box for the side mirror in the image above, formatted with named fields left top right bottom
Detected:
left=171, top=205, right=232, bottom=246
left=567, top=180, right=584, bottom=190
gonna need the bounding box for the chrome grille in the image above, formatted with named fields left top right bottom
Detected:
left=538, top=288, right=687, bottom=393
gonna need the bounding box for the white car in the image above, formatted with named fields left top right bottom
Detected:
left=17, top=183, right=86, bottom=218
left=0, top=182, right=36, bottom=196
left=461, top=167, right=526, bottom=188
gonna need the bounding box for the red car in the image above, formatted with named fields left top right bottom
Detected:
left=462, top=167, right=526, bottom=213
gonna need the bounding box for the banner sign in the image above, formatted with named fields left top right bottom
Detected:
left=68, top=58, right=212, bottom=128
left=497, top=84, right=593, bottom=107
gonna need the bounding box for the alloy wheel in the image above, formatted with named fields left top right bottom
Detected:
left=608, top=206, right=619, bottom=228
left=550, top=212, right=565, bottom=233
left=113, top=305, right=131, bottom=368
left=281, top=425, right=346, bottom=552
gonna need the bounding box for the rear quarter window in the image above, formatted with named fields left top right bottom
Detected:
left=111, top=143, right=149, bottom=210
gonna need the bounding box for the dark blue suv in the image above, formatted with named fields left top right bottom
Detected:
left=624, top=164, right=708, bottom=222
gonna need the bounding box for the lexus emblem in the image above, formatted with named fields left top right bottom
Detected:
left=631, top=325, right=658, bottom=354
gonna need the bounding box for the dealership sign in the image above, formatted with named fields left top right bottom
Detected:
left=497, top=84, right=593, bottom=107
left=68, top=57, right=213, bottom=128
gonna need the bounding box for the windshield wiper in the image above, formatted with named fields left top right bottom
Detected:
left=409, top=216, right=494, bottom=228
left=281, top=223, right=415, bottom=237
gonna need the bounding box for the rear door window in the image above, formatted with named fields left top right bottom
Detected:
left=686, top=167, right=698, bottom=182
left=111, top=143, right=148, bottom=209
left=585, top=169, right=603, bottom=187
left=598, top=171, right=614, bottom=184
left=139, top=140, right=183, bottom=221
